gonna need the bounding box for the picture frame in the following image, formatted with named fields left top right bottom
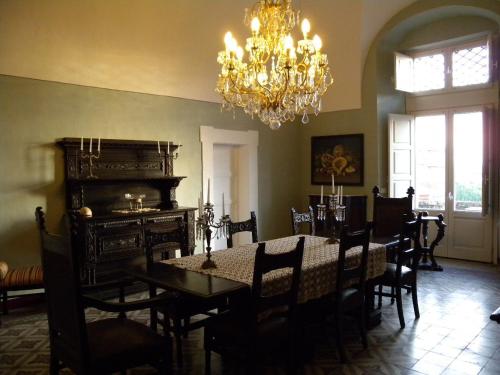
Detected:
left=311, top=134, right=364, bottom=186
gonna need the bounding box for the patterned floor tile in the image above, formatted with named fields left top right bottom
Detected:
left=1, top=258, right=500, bottom=374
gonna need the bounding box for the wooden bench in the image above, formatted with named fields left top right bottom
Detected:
left=0, top=263, right=44, bottom=316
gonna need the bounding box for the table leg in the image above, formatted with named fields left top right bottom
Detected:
left=418, top=214, right=446, bottom=272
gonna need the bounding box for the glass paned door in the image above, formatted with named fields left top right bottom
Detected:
left=415, top=114, right=446, bottom=210
left=411, top=109, right=491, bottom=262
left=453, top=112, right=483, bottom=212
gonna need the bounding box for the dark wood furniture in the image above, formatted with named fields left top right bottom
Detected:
left=204, top=237, right=305, bottom=374
left=291, top=206, right=316, bottom=236
left=144, top=223, right=219, bottom=366
left=374, top=216, right=422, bottom=329
left=40, top=212, right=173, bottom=375
left=419, top=213, right=446, bottom=271
left=128, top=263, right=249, bottom=302
left=227, top=211, right=258, bottom=248
left=332, top=225, right=370, bottom=363
left=57, top=138, right=196, bottom=286
left=309, top=194, right=367, bottom=236
left=371, top=186, right=414, bottom=238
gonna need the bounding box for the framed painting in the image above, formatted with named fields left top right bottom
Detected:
left=311, top=134, right=364, bottom=186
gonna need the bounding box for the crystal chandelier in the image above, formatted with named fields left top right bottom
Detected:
left=216, top=0, right=333, bottom=130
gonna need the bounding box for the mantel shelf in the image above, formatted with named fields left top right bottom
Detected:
left=67, top=176, right=186, bottom=183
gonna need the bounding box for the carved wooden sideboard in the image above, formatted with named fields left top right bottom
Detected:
left=58, top=138, right=196, bottom=285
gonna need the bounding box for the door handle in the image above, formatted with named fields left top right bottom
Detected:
left=448, top=192, right=454, bottom=200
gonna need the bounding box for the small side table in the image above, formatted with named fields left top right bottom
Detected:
left=419, top=213, right=446, bottom=271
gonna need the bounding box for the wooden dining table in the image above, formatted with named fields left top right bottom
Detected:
left=129, top=235, right=387, bottom=315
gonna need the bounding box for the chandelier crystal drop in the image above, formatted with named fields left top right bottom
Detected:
left=216, top=0, right=333, bottom=130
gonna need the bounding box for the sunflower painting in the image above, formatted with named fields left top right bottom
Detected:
left=311, top=134, right=364, bottom=186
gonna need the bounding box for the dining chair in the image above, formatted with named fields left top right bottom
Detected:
left=291, top=206, right=316, bottom=236
left=374, top=215, right=422, bottom=329
left=332, top=224, right=371, bottom=363
left=145, top=222, right=223, bottom=366
left=226, top=211, right=258, bottom=248
left=371, top=185, right=414, bottom=238
left=204, top=236, right=305, bottom=374
left=40, top=215, right=173, bottom=375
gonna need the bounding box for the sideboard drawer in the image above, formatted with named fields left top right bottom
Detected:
left=96, top=227, right=143, bottom=263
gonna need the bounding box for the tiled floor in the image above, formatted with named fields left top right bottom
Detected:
left=1, top=258, right=500, bottom=374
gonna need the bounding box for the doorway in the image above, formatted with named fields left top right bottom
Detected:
left=200, top=126, right=259, bottom=251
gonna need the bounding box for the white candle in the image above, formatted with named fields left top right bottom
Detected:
left=340, top=186, right=343, bottom=205
left=198, top=196, right=202, bottom=213
left=167, top=141, right=170, bottom=155
left=331, top=174, right=335, bottom=195
left=320, top=185, right=324, bottom=204
left=89, top=137, right=92, bottom=153
left=157, top=141, right=161, bottom=154
left=80, top=137, right=83, bottom=151
left=222, top=193, right=225, bottom=216
left=97, top=138, right=101, bottom=153
left=207, top=178, right=210, bottom=203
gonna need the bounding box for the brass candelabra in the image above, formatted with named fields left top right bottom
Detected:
left=196, top=202, right=230, bottom=269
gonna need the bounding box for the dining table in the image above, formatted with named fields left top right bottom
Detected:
left=129, top=235, right=388, bottom=324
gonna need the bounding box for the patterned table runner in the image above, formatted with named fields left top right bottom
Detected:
left=163, top=235, right=386, bottom=304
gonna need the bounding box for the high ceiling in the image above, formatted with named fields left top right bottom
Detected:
left=0, top=0, right=416, bottom=112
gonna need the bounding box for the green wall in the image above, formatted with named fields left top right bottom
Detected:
left=0, top=75, right=301, bottom=268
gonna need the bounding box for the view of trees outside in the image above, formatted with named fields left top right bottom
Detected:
left=415, top=115, right=446, bottom=210
left=453, top=112, right=483, bottom=212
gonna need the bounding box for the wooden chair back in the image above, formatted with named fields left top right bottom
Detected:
left=251, top=236, right=305, bottom=320
left=336, top=225, right=371, bottom=295
left=39, top=214, right=90, bottom=373
left=291, top=206, right=316, bottom=236
left=372, top=186, right=414, bottom=238
left=144, top=218, right=186, bottom=268
left=227, top=211, right=258, bottom=248
left=395, top=215, right=423, bottom=275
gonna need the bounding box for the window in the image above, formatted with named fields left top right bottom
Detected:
left=395, top=38, right=491, bottom=93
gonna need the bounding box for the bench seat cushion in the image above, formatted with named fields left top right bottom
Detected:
left=0, top=265, right=43, bottom=291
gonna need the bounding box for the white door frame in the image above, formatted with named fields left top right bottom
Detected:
left=200, top=126, right=259, bottom=224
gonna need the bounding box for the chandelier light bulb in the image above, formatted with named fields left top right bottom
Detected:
left=236, top=46, right=244, bottom=60
left=313, top=34, right=322, bottom=51
left=301, top=18, right=311, bottom=38
left=224, top=32, right=233, bottom=49
left=284, top=35, right=294, bottom=50
left=251, top=17, right=260, bottom=34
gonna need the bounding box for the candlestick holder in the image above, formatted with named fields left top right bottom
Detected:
left=317, top=203, right=327, bottom=221
left=165, top=144, right=182, bottom=176
left=80, top=149, right=101, bottom=179
left=316, top=194, right=346, bottom=243
left=196, top=201, right=230, bottom=269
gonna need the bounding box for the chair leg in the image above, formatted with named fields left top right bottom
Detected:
left=49, top=354, right=59, bottom=375
left=377, top=284, right=382, bottom=309
left=411, top=282, right=420, bottom=319
left=391, top=287, right=395, bottom=305
left=183, top=317, right=190, bottom=338
left=150, top=307, right=158, bottom=332
left=173, top=317, right=183, bottom=366
left=2, top=291, right=8, bottom=314
left=396, top=286, right=405, bottom=329
left=205, top=349, right=211, bottom=375
left=334, top=308, right=347, bottom=363
left=359, top=302, right=368, bottom=349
